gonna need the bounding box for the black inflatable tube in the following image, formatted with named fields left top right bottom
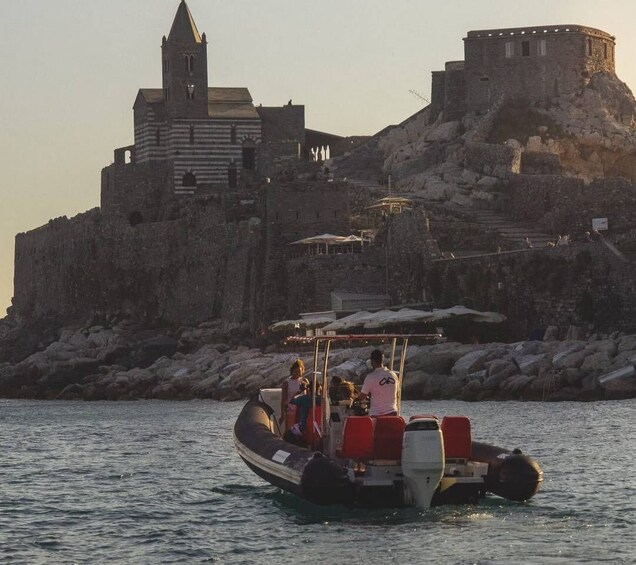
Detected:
left=233, top=398, right=352, bottom=505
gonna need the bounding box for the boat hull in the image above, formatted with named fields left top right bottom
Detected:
left=234, top=398, right=542, bottom=508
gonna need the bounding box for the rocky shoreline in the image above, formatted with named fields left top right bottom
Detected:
left=1, top=319, right=636, bottom=402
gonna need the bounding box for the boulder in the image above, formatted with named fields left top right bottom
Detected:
left=452, top=350, right=489, bottom=378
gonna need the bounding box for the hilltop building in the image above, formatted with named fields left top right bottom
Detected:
left=432, top=25, right=618, bottom=120
left=101, top=0, right=344, bottom=224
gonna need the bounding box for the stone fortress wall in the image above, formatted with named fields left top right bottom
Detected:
left=13, top=198, right=260, bottom=326
left=425, top=241, right=636, bottom=336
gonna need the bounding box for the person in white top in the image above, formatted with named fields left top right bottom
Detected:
left=358, top=349, right=399, bottom=417
left=279, top=359, right=308, bottom=431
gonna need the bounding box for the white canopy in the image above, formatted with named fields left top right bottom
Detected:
left=321, top=306, right=506, bottom=331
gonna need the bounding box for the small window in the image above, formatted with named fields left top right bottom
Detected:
left=522, top=41, right=530, bottom=57
left=186, top=84, right=195, bottom=100
left=316, top=212, right=320, bottom=219
left=587, top=38, right=593, bottom=56
left=334, top=210, right=338, bottom=218
left=188, top=55, right=195, bottom=72
left=163, top=58, right=169, bottom=73
left=230, top=124, right=237, bottom=144
left=538, top=39, right=547, bottom=57
left=189, top=125, right=195, bottom=145
left=164, top=88, right=170, bottom=102
left=505, top=41, right=514, bottom=58
left=604, top=42, right=608, bottom=59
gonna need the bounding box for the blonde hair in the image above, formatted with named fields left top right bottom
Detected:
left=290, top=358, right=305, bottom=376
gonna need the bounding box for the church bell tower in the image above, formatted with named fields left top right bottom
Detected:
left=161, top=0, right=209, bottom=119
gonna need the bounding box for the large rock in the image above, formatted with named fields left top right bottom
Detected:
left=452, top=350, right=489, bottom=378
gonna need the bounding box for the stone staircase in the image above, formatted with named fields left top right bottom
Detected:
left=342, top=178, right=558, bottom=249
left=460, top=208, right=557, bottom=249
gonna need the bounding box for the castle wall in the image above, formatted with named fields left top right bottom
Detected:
left=287, top=251, right=386, bottom=314
left=101, top=161, right=172, bottom=224
left=13, top=201, right=259, bottom=325
left=463, top=25, right=616, bottom=113
left=508, top=175, right=636, bottom=236
left=426, top=242, right=636, bottom=337
left=260, top=181, right=351, bottom=321
left=443, top=61, right=466, bottom=121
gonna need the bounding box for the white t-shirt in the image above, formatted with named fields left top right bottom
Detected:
left=361, top=366, right=399, bottom=416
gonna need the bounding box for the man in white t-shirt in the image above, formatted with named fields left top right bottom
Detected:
left=358, top=349, right=399, bottom=416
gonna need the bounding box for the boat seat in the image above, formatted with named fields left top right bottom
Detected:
left=372, top=415, right=406, bottom=461
left=409, top=414, right=438, bottom=422
left=440, top=416, right=472, bottom=461
left=337, top=416, right=374, bottom=460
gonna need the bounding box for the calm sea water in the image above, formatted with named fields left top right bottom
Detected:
left=1, top=398, right=635, bottom=564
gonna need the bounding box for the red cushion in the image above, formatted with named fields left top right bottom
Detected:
left=340, top=416, right=374, bottom=460
left=373, top=416, right=405, bottom=459
left=441, top=416, right=472, bottom=460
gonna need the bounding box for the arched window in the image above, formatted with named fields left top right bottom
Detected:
left=230, top=124, right=237, bottom=144
left=186, top=84, right=195, bottom=100
left=184, top=55, right=194, bottom=72
left=189, top=125, right=195, bottom=145
left=182, top=172, right=197, bottom=188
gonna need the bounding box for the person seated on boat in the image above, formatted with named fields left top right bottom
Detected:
left=279, top=359, right=308, bottom=432
left=283, top=379, right=322, bottom=447
left=290, top=379, right=322, bottom=432
left=329, top=375, right=357, bottom=404
left=357, top=349, right=398, bottom=417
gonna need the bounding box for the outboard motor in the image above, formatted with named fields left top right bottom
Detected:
left=401, top=417, right=445, bottom=509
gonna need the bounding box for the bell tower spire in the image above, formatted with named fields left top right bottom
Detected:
left=161, top=1, right=208, bottom=119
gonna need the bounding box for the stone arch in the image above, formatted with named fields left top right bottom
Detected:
left=182, top=172, right=197, bottom=188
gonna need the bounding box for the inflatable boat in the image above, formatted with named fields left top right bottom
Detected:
left=233, top=335, right=543, bottom=508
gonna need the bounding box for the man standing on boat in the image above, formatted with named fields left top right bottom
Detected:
left=358, top=349, right=398, bottom=416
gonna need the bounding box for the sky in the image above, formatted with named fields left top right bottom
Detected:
left=1, top=0, right=636, bottom=315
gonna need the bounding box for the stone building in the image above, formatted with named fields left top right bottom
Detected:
left=11, top=1, right=357, bottom=327
left=432, top=24, right=617, bottom=119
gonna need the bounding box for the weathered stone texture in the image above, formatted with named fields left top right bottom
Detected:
left=13, top=199, right=260, bottom=325
left=465, top=142, right=521, bottom=177
left=464, top=25, right=616, bottom=114
left=426, top=242, right=636, bottom=338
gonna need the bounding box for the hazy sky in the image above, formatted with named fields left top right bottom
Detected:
left=1, top=0, right=636, bottom=314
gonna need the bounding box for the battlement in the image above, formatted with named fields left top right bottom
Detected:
left=465, top=25, right=615, bottom=42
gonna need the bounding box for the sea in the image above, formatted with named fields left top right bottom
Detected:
left=0, top=398, right=635, bottom=565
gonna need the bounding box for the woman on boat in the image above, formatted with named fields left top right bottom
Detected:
left=279, top=359, right=308, bottom=432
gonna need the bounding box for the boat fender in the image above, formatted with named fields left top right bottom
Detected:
left=300, top=452, right=353, bottom=506
left=485, top=452, right=544, bottom=502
